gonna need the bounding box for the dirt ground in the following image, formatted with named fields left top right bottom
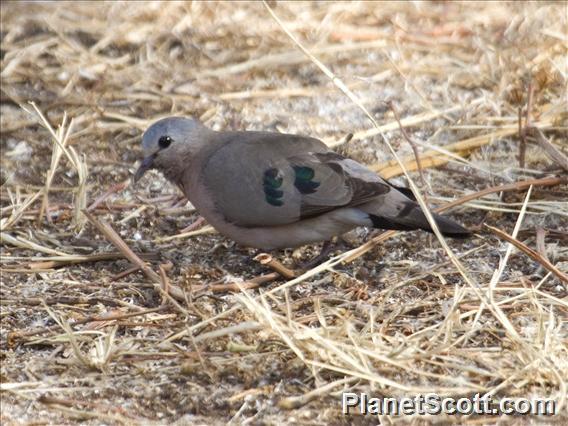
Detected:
left=1, top=1, right=567, bottom=425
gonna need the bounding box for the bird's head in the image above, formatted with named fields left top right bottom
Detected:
left=134, top=117, right=207, bottom=183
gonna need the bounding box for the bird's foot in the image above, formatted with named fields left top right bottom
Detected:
left=180, top=216, right=206, bottom=233
left=296, top=240, right=334, bottom=271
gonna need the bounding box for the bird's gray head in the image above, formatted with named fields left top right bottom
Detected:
left=134, top=116, right=207, bottom=183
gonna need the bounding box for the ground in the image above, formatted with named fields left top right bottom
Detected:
left=1, top=2, right=567, bottom=425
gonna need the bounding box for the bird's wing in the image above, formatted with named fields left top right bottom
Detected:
left=201, top=131, right=391, bottom=227
left=287, top=151, right=391, bottom=218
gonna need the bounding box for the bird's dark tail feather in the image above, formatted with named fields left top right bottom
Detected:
left=391, top=185, right=417, bottom=201
left=369, top=208, right=471, bottom=239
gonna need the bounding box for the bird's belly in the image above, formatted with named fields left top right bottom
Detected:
left=213, top=208, right=371, bottom=250
left=187, top=175, right=371, bottom=249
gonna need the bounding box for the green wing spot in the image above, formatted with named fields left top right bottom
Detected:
left=266, top=196, right=284, bottom=207
left=263, top=168, right=283, bottom=188
left=294, top=166, right=314, bottom=181
left=263, top=168, right=284, bottom=206
left=293, top=166, right=320, bottom=194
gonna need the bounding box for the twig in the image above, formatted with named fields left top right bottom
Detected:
left=83, top=210, right=160, bottom=282
left=481, top=186, right=534, bottom=345
left=485, top=224, right=568, bottom=283
left=518, top=107, right=525, bottom=169
left=372, top=119, right=554, bottom=179
left=254, top=253, right=297, bottom=279
left=31, top=108, right=72, bottom=225
left=110, top=265, right=141, bottom=281
left=535, top=227, right=548, bottom=261
left=86, top=180, right=130, bottom=212
left=193, top=321, right=262, bottom=343
left=327, top=97, right=486, bottom=148
left=159, top=263, right=171, bottom=297
left=7, top=306, right=165, bottom=345
left=1, top=233, right=70, bottom=256
left=25, top=102, right=87, bottom=229
left=519, top=80, right=534, bottom=169
left=38, top=396, right=142, bottom=423
left=190, top=273, right=281, bottom=294
left=118, top=205, right=147, bottom=224
left=525, top=126, right=568, bottom=171
left=525, top=80, right=534, bottom=129
left=278, top=377, right=358, bottom=409
left=82, top=210, right=187, bottom=302
left=387, top=100, right=427, bottom=189
left=438, top=176, right=565, bottom=212
left=26, top=252, right=157, bottom=270
left=157, top=263, right=191, bottom=315
left=199, top=39, right=390, bottom=78
left=0, top=190, right=42, bottom=231
left=153, top=225, right=216, bottom=243
left=76, top=306, right=165, bottom=325
left=4, top=296, right=125, bottom=308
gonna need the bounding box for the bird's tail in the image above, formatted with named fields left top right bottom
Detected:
left=361, top=192, right=471, bottom=238
left=369, top=210, right=471, bottom=238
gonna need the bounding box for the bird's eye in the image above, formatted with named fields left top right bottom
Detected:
left=158, top=136, right=173, bottom=149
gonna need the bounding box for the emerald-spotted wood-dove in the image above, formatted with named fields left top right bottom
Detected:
left=134, top=117, right=470, bottom=250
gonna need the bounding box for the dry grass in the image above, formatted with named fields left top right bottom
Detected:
left=1, top=1, right=567, bottom=424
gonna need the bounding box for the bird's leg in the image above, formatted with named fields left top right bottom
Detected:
left=180, top=216, right=206, bottom=233
left=297, top=240, right=334, bottom=270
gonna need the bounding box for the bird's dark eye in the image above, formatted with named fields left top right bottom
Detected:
left=158, top=136, right=173, bottom=149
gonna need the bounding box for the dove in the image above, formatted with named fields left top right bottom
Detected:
left=134, top=117, right=470, bottom=255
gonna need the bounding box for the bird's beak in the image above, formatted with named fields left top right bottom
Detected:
left=134, top=153, right=157, bottom=183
